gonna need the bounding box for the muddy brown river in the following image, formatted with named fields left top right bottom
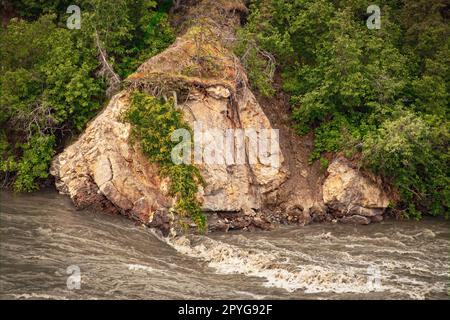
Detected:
left=0, top=190, right=448, bottom=299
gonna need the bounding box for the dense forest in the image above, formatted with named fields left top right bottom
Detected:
left=234, top=0, right=449, bottom=218
left=0, top=0, right=175, bottom=190
left=1, top=0, right=449, bottom=219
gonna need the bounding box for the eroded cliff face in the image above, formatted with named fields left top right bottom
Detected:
left=51, top=0, right=287, bottom=233
left=321, top=158, right=390, bottom=224
left=50, top=0, right=391, bottom=233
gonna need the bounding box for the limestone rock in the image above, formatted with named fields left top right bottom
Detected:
left=322, top=157, right=390, bottom=222
left=205, top=86, right=231, bottom=99
left=50, top=0, right=287, bottom=231
left=50, top=92, right=172, bottom=226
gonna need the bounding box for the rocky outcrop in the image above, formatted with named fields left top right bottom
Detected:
left=50, top=0, right=391, bottom=232
left=50, top=0, right=287, bottom=233
left=50, top=92, right=173, bottom=229
left=255, top=86, right=392, bottom=227
left=322, top=157, right=390, bottom=224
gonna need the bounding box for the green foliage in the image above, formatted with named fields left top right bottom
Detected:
left=1, top=135, right=56, bottom=192
left=238, top=0, right=449, bottom=218
left=0, top=15, right=103, bottom=191
left=1, top=1, right=175, bottom=192
left=11, top=0, right=175, bottom=78
left=234, top=1, right=291, bottom=96
left=116, top=10, right=176, bottom=77
left=123, top=92, right=187, bottom=164
left=79, top=0, right=175, bottom=78
left=12, top=136, right=56, bottom=192
left=319, top=157, right=329, bottom=172
left=363, top=112, right=449, bottom=218
left=11, top=0, right=69, bottom=20
left=124, top=92, right=206, bottom=230
left=234, top=27, right=276, bottom=96
left=160, top=165, right=206, bottom=230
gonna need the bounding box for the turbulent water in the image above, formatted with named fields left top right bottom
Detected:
left=0, top=190, right=448, bottom=300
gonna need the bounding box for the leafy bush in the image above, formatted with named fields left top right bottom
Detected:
left=124, top=92, right=206, bottom=230
left=363, top=112, right=449, bottom=218
left=6, top=135, right=56, bottom=192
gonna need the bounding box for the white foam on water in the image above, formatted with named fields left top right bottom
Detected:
left=162, top=235, right=380, bottom=294
left=148, top=227, right=449, bottom=299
